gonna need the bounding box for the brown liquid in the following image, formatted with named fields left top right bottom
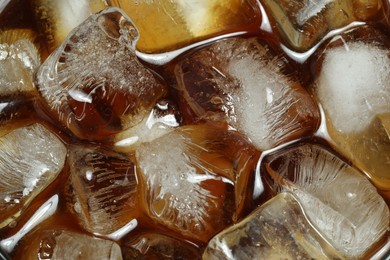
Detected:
left=0, top=0, right=389, bottom=259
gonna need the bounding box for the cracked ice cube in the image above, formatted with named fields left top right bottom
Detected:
left=261, top=0, right=382, bottom=51
left=67, top=145, right=138, bottom=236
left=135, top=124, right=259, bottom=242
left=36, top=7, right=167, bottom=140
left=0, top=123, right=67, bottom=229
left=262, top=143, right=389, bottom=258
left=203, top=192, right=343, bottom=259
left=315, top=39, right=390, bottom=193
left=175, top=37, right=320, bottom=151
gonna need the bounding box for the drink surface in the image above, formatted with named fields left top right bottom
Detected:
left=0, top=0, right=389, bottom=259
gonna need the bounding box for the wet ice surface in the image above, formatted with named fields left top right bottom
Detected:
left=203, top=192, right=343, bottom=260
left=261, top=0, right=382, bottom=51
left=0, top=124, right=66, bottom=228
left=175, top=37, right=320, bottom=151
left=23, top=230, right=122, bottom=260
left=36, top=7, right=167, bottom=140
left=263, top=143, right=389, bottom=258
left=135, top=124, right=258, bottom=242
left=123, top=233, right=201, bottom=259
left=68, top=145, right=138, bottom=236
left=316, top=41, right=390, bottom=189
left=114, top=99, right=181, bottom=153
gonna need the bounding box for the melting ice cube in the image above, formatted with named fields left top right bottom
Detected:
left=261, top=0, right=382, bottom=51
left=19, top=230, right=122, bottom=260
left=135, top=124, right=259, bottom=242
left=203, top=192, right=343, bottom=259
left=262, top=143, right=389, bottom=258
left=123, top=233, right=201, bottom=259
left=67, top=145, right=138, bottom=236
left=36, top=7, right=167, bottom=140
left=0, top=123, right=66, bottom=229
left=175, top=37, right=320, bottom=151
left=316, top=40, right=390, bottom=192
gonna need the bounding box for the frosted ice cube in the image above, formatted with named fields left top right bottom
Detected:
left=114, top=99, right=181, bottom=153
left=123, top=233, right=201, bottom=259
left=316, top=41, right=390, bottom=192
left=36, top=7, right=167, bottom=140
left=261, top=0, right=382, bottom=51
left=262, top=143, right=389, bottom=258
left=136, top=124, right=259, bottom=242
left=111, top=0, right=260, bottom=52
left=31, top=0, right=109, bottom=53
left=0, top=123, right=66, bottom=229
left=175, top=37, right=320, bottom=151
left=68, top=145, right=138, bottom=236
left=203, top=192, right=343, bottom=259
left=19, top=230, right=122, bottom=260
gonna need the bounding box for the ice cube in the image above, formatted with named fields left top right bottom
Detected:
left=114, top=99, right=181, bottom=153
left=0, top=124, right=66, bottom=229
left=175, top=37, right=320, bottom=151
left=17, top=230, right=122, bottom=260
left=0, top=36, right=40, bottom=95
left=110, top=0, right=260, bottom=53
left=123, top=233, right=201, bottom=259
left=135, top=124, right=259, bottom=242
left=315, top=40, right=390, bottom=192
left=262, top=143, right=389, bottom=258
left=203, top=192, right=343, bottom=259
left=36, top=7, right=167, bottom=140
left=31, top=0, right=109, bottom=53
left=261, top=0, right=382, bottom=51
left=67, top=145, right=138, bottom=236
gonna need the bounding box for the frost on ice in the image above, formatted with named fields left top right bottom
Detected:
left=316, top=40, right=390, bottom=191
left=0, top=124, right=66, bottom=228
left=203, top=192, right=343, bottom=259
left=68, top=145, right=138, bottom=235
left=175, top=37, right=320, bottom=151
left=35, top=7, right=167, bottom=140
left=262, top=143, right=389, bottom=258
left=135, top=124, right=259, bottom=242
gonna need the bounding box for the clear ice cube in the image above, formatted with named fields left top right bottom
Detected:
left=315, top=40, right=390, bottom=193
left=68, top=145, right=138, bottom=235
left=203, top=192, right=343, bottom=259
left=110, top=0, right=260, bottom=53
left=175, top=37, right=320, bottom=151
left=135, top=124, right=259, bottom=242
left=36, top=7, right=167, bottom=140
left=123, top=233, right=201, bottom=259
left=261, top=0, right=382, bottom=51
left=262, top=143, right=389, bottom=258
left=0, top=123, right=67, bottom=229
left=20, top=230, right=122, bottom=260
